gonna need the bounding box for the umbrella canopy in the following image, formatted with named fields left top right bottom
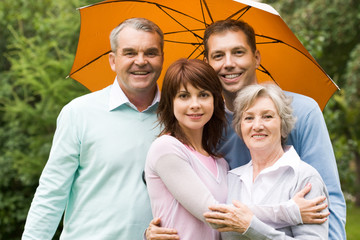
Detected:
left=68, top=0, right=339, bottom=110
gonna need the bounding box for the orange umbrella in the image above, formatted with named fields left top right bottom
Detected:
left=68, top=0, right=339, bottom=110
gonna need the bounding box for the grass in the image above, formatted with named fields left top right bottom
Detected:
left=346, top=202, right=360, bottom=240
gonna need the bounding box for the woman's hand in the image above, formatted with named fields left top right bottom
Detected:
left=292, top=183, right=329, bottom=224
left=145, top=218, right=179, bottom=240
left=203, top=200, right=253, bottom=233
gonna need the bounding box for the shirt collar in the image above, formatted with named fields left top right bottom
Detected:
left=108, top=77, right=160, bottom=112
left=229, top=146, right=300, bottom=178
left=267, top=146, right=300, bottom=172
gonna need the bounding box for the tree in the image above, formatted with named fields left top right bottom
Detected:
left=328, top=45, right=360, bottom=205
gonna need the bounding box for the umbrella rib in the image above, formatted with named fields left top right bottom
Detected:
left=187, top=43, right=204, bottom=59
left=200, top=0, right=214, bottom=24
left=256, top=34, right=325, bottom=72
left=227, top=6, right=251, bottom=20
left=155, top=4, right=206, bottom=50
left=70, top=50, right=111, bottom=77
left=194, top=50, right=205, bottom=60
left=164, top=28, right=205, bottom=36
left=257, top=64, right=279, bottom=86
left=84, top=0, right=207, bottom=26
left=156, top=5, right=204, bottom=40
left=257, top=37, right=338, bottom=90
left=164, top=39, right=201, bottom=46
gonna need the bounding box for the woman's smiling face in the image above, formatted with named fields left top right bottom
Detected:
left=173, top=83, right=214, bottom=137
left=240, top=96, right=282, bottom=152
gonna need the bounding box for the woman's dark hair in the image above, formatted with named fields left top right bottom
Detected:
left=157, top=58, right=225, bottom=157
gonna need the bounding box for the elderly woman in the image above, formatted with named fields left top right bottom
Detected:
left=204, top=83, right=329, bottom=239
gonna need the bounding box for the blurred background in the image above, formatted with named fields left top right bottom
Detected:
left=0, top=0, right=359, bottom=239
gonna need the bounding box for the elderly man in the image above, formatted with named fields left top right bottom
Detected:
left=22, top=18, right=164, bottom=239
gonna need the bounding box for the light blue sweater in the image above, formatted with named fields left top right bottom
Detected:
left=22, top=83, right=160, bottom=239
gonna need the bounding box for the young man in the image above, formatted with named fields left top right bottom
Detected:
left=22, top=18, right=164, bottom=239
left=203, top=19, right=346, bottom=240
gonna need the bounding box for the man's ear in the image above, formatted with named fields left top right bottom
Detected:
left=109, top=52, right=116, bottom=72
left=203, top=56, right=208, bottom=63
left=255, top=50, right=261, bottom=68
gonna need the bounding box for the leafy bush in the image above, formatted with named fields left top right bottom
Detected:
left=0, top=0, right=94, bottom=238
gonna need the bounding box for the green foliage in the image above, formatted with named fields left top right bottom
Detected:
left=346, top=202, right=360, bottom=240
left=323, top=42, right=360, bottom=205
left=325, top=95, right=357, bottom=193
left=0, top=0, right=98, bottom=238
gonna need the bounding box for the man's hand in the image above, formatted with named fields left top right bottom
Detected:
left=145, top=218, right=179, bottom=240
left=293, top=183, right=329, bottom=224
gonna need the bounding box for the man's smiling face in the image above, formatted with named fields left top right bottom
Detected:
left=109, top=27, right=163, bottom=96
left=205, top=30, right=260, bottom=94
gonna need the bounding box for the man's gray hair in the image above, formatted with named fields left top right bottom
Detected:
left=109, top=18, right=164, bottom=53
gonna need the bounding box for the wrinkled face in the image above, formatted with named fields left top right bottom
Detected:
left=173, top=83, right=214, bottom=137
left=240, top=96, right=282, bottom=153
left=205, top=30, right=260, bottom=95
left=109, top=27, right=163, bottom=97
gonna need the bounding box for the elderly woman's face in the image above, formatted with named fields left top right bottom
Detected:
left=241, top=96, right=282, bottom=152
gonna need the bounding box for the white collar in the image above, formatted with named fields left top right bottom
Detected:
left=108, top=77, right=160, bottom=111
left=229, top=146, right=300, bottom=178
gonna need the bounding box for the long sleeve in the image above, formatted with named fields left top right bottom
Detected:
left=223, top=175, right=328, bottom=240
left=244, top=177, right=328, bottom=240
left=247, top=199, right=302, bottom=228
left=227, top=168, right=302, bottom=229
left=155, top=153, right=219, bottom=222
left=145, top=135, right=228, bottom=240
left=22, top=104, right=80, bottom=239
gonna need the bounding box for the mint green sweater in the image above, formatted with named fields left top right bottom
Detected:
left=23, top=84, right=160, bottom=239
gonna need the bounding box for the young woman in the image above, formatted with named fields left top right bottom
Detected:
left=145, top=58, right=228, bottom=240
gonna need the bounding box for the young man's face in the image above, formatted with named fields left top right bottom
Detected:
left=205, top=30, right=260, bottom=95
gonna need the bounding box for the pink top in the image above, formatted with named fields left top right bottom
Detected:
left=145, top=135, right=229, bottom=240
left=186, top=146, right=218, bottom=178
